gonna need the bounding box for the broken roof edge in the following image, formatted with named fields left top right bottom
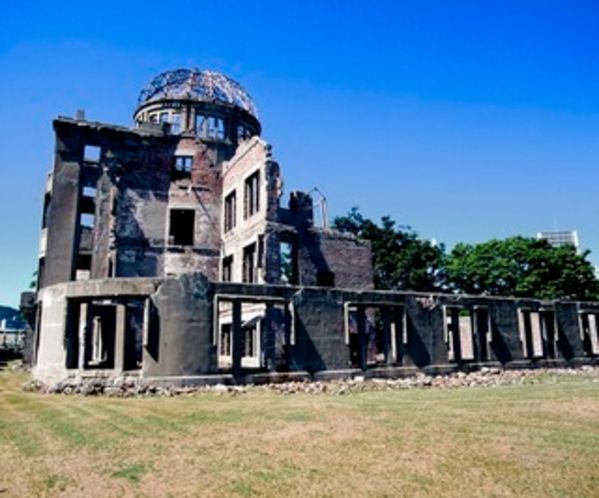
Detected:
left=53, top=116, right=171, bottom=138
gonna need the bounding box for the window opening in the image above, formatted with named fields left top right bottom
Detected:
left=316, top=270, right=335, bottom=287
left=124, top=300, right=144, bottom=370
left=473, top=307, right=490, bottom=361
left=244, top=171, right=260, bottom=218
left=580, top=313, right=599, bottom=356
left=257, top=235, right=264, bottom=269
left=42, top=193, right=51, bottom=229
left=80, top=213, right=95, bottom=228
left=444, top=307, right=474, bottom=363
left=171, top=113, right=181, bottom=134
left=222, top=255, right=233, bottom=282
left=84, top=145, right=101, bottom=163
left=540, top=311, right=557, bottom=359
left=220, top=323, right=232, bottom=356
left=216, top=298, right=289, bottom=372
left=207, top=117, right=217, bottom=137
left=86, top=304, right=116, bottom=369
left=75, top=254, right=91, bottom=281
left=83, top=186, right=97, bottom=198
left=216, top=118, right=226, bottom=139
left=224, top=191, right=237, bottom=232
left=243, top=243, right=257, bottom=283
left=169, top=209, right=195, bottom=246
left=174, top=156, right=193, bottom=174
left=346, top=304, right=403, bottom=368
left=519, top=310, right=544, bottom=359
left=196, top=114, right=207, bottom=137
left=279, top=239, right=297, bottom=284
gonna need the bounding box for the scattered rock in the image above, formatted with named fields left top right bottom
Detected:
left=24, top=366, right=599, bottom=397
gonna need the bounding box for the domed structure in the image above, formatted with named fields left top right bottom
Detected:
left=134, top=68, right=261, bottom=142
left=137, top=68, right=259, bottom=118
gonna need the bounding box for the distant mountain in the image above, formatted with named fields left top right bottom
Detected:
left=0, top=305, right=20, bottom=321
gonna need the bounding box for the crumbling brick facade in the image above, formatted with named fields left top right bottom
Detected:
left=29, top=68, right=598, bottom=388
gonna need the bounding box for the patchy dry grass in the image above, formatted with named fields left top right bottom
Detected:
left=1, top=367, right=598, bottom=497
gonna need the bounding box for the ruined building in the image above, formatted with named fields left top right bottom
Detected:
left=30, top=69, right=598, bottom=387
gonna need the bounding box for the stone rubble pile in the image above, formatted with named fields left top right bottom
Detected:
left=24, top=365, right=599, bottom=397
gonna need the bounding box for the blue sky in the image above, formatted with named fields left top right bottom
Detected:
left=1, top=1, right=598, bottom=307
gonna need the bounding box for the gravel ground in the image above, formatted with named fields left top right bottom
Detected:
left=23, top=365, right=599, bottom=397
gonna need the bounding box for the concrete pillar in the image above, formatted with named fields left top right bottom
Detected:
left=114, top=303, right=126, bottom=372
left=395, top=308, right=405, bottom=366
left=264, top=303, right=274, bottom=371
left=284, top=304, right=292, bottom=369
left=450, top=308, right=462, bottom=363
left=78, top=302, right=88, bottom=370
left=356, top=305, right=367, bottom=370
left=381, top=307, right=393, bottom=365
left=232, top=300, right=242, bottom=375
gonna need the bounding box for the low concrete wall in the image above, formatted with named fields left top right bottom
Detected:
left=32, top=273, right=599, bottom=386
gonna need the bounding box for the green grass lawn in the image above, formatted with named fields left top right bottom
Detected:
left=1, top=367, right=598, bottom=497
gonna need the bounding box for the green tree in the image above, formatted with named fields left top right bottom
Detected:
left=333, top=208, right=446, bottom=292
left=446, top=236, right=599, bottom=300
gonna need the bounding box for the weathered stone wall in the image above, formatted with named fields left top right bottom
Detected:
left=144, top=273, right=216, bottom=377
left=297, top=229, right=373, bottom=289
left=31, top=275, right=599, bottom=388
left=221, top=137, right=282, bottom=283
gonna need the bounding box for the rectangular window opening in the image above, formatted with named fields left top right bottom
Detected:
left=174, top=156, right=193, bottom=174
left=220, top=323, right=232, bottom=356
left=196, top=114, right=207, bottom=137
left=224, top=191, right=237, bottom=233
left=171, top=113, right=181, bottom=134
left=519, top=310, right=544, bottom=359
left=346, top=305, right=404, bottom=368
left=243, top=243, right=257, bottom=283
left=244, top=171, right=260, bottom=218
left=448, top=307, right=474, bottom=363
left=80, top=213, right=95, bottom=228
left=473, top=307, right=490, bottom=361
left=216, top=118, right=225, bottom=139
left=222, top=255, right=234, bottom=282
left=580, top=313, right=599, bottom=356
left=84, top=145, right=101, bottom=163
left=82, top=186, right=97, bottom=198
left=169, top=209, right=195, bottom=246
left=207, top=116, right=217, bottom=137
left=85, top=303, right=116, bottom=369
left=42, top=193, right=51, bottom=229
left=279, top=239, right=297, bottom=285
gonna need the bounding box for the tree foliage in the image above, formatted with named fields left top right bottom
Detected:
left=333, top=208, right=446, bottom=292
left=334, top=209, right=599, bottom=301
left=446, top=236, right=599, bottom=300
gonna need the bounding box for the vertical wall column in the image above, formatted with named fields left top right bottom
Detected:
left=449, top=308, right=463, bottom=363
left=472, top=307, right=489, bottom=362
left=356, top=305, right=367, bottom=369
left=77, top=302, right=88, bottom=370
left=231, top=300, right=242, bottom=375
left=381, top=307, right=393, bottom=365
left=114, top=303, right=126, bottom=372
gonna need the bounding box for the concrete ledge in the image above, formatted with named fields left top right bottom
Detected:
left=242, top=371, right=311, bottom=385
left=364, top=366, right=420, bottom=379
left=312, top=369, right=363, bottom=381
left=143, top=375, right=236, bottom=387
left=421, top=364, right=460, bottom=376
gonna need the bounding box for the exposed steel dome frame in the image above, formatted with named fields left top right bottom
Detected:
left=137, top=68, right=259, bottom=118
